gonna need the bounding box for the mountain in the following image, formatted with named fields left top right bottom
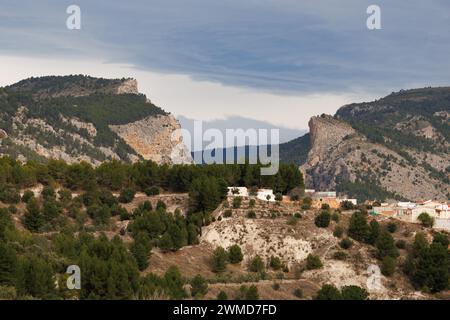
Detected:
left=0, top=75, right=193, bottom=165
left=300, top=87, right=450, bottom=201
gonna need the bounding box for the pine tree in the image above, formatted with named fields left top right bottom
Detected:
left=228, top=244, right=244, bottom=264
left=0, top=243, right=17, bottom=285
left=376, top=230, right=398, bottom=259
left=23, top=197, right=43, bottom=232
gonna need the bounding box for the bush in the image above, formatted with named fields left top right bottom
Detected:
left=340, top=200, right=356, bottom=210
left=118, top=188, right=135, bottom=203
left=332, top=251, right=347, bottom=260
left=156, top=200, right=167, bottom=211
left=376, top=230, right=398, bottom=259
left=301, top=197, right=312, bottom=210
left=211, top=247, right=228, bottom=273
left=8, top=205, right=17, bottom=214
left=306, top=254, right=322, bottom=270
left=21, top=190, right=35, bottom=203
left=315, top=284, right=341, bottom=300
left=190, top=274, right=208, bottom=297
left=249, top=199, right=256, bottom=207
left=269, top=256, right=282, bottom=270
left=228, top=244, right=243, bottom=264
left=119, top=210, right=131, bottom=221
left=274, top=193, right=283, bottom=201
left=0, top=186, right=20, bottom=204
left=272, top=282, right=280, bottom=291
left=395, top=240, right=406, bottom=249
left=387, top=222, right=397, bottom=233
left=341, top=285, right=368, bottom=300
left=381, top=256, right=396, bottom=276
left=294, top=212, right=302, bottom=219
left=247, top=210, right=256, bottom=219
left=321, top=203, right=330, bottom=210
left=217, top=290, right=228, bottom=300
left=144, top=186, right=160, bottom=196
left=249, top=255, right=265, bottom=273
left=314, top=211, right=331, bottom=228
left=233, top=197, right=242, bottom=209
left=287, top=216, right=298, bottom=226
left=331, top=212, right=340, bottom=222
left=333, top=226, right=344, bottom=238
left=348, top=211, right=369, bottom=242
left=245, top=285, right=259, bottom=300
left=293, top=288, right=303, bottom=298
left=339, top=238, right=353, bottom=250
left=417, top=212, right=434, bottom=228
left=223, top=209, right=232, bottom=218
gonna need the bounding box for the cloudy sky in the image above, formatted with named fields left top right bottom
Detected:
left=1, top=0, right=450, bottom=131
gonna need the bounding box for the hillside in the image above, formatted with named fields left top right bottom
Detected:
left=0, top=75, right=193, bottom=165
left=292, top=88, right=450, bottom=201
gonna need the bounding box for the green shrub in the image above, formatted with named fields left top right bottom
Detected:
left=315, top=284, right=341, bottom=300
left=341, top=285, right=368, bottom=300
left=223, top=209, right=232, bottom=218
left=339, top=238, right=353, bottom=249
left=333, top=226, right=344, bottom=238
left=118, top=188, right=135, bottom=203
left=217, top=290, right=228, bottom=300
left=249, top=199, right=256, bottom=207
left=332, top=251, right=347, bottom=260
left=211, top=247, right=228, bottom=273
left=417, top=212, right=434, bottom=227
left=306, top=254, right=322, bottom=270
left=314, top=211, right=331, bottom=228
left=270, top=256, right=282, bottom=270
left=381, top=256, right=396, bottom=276
left=395, top=239, right=406, bottom=249
left=293, top=288, right=303, bottom=298
left=233, top=197, right=242, bottom=209
left=228, top=244, right=243, bottom=264
left=387, top=222, right=397, bottom=233
left=190, top=274, right=208, bottom=297
left=247, top=210, right=256, bottom=219
left=249, top=255, right=265, bottom=273
left=21, top=190, right=35, bottom=203
left=144, top=186, right=160, bottom=196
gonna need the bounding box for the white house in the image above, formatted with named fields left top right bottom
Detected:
left=227, top=187, right=249, bottom=197
left=257, top=189, right=275, bottom=202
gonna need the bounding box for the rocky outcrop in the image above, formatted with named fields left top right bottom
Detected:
left=301, top=115, right=449, bottom=201
left=1, top=75, right=192, bottom=166
left=110, top=114, right=193, bottom=164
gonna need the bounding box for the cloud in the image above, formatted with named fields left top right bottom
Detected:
left=0, top=55, right=372, bottom=132
left=1, top=0, right=450, bottom=95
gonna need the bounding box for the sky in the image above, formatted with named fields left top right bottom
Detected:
left=1, top=0, right=450, bottom=131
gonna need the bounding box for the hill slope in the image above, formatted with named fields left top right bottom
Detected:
left=300, top=87, right=450, bottom=201
left=0, top=75, right=193, bottom=165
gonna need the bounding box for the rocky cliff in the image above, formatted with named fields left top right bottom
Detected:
left=110, top=114, right=193, bottom=164
left=300, top=87, right=450, bottom=202
left=0, top=75, right=193, bottom=165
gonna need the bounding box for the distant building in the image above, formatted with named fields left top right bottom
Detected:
left=227, top=187, right=248, bottom=197
left=257, top=189, right=275, bottom=202
left=373, top=200, right=450, bottom=230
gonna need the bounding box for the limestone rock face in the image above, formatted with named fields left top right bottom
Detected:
left=110, top=114, right=193, bottom=165
left=301, top=114, right=449, bottom=201
left=115, top=79, right=139, bottom=95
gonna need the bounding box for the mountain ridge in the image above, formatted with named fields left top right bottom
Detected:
left=0, top=75, right=192, bottom=165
